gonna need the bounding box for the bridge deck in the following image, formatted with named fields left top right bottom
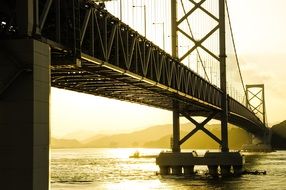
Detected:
left=52, top=53, right=210, bottom=113
left=51, top=53, right=266, bottom=136
left=33, top=0, right=267, bottom=136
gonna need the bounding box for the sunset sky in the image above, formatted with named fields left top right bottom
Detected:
left=51, top=0, right=286, bottom=138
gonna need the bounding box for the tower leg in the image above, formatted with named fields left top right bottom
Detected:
left=208, top=165, right=218, bottom=177
left=219, top=0, right=229, bottom=153
left=0, top=39, right=50, bottom=190
left=233, top=165, right=243, bottom=175
left=159, top=166, right=170, bottom=175
left=220, top=165, right=231, bottom=176
left=172, top=101, right=180, bottom=152
left=171, top=166, right=182, bottom=175
left=183, top=166, right=194, bottom=176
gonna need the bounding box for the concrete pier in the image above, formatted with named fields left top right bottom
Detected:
left=183, top=165, right=195, bottom=176
left=156, top=151, right=244, bottom=176
left=0, top=39, right=50, bottom=190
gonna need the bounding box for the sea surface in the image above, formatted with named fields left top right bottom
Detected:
left=51, top=148, right=286, bottom=190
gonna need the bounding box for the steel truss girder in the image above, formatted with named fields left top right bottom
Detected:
left=82, top=11, right=221, bottom=106
left=38, top=1, right=221, bottom=109
left=27, top=0, right=267, bottom=134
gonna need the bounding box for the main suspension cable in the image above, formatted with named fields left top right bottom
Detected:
left=225, top=0, right=247, bottom=100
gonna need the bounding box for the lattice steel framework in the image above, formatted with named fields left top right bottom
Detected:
left=171, top=0, right=230, bottom=151
left=174, top=0, right=221, bottom=82
left=246, top=84, right=266, bottom=125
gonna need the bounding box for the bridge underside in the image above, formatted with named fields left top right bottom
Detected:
left=44, top=0, right=266, bottom=138
left=52, top=54, right=209, bottom=114
left=0, top=0, right=267, bottom=137
left=51, top=53, right=265, bottom=137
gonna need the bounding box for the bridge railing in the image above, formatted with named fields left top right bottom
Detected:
left=228, top=96, right=265, bottom=131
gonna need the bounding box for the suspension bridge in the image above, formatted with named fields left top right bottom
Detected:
left=0, top=0, right=270, bottom=189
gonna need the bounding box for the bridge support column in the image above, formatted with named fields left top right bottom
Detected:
left=220, top=165, right=231, bottom=176
left=219, top=0, right=229, bottom=152
left=233, top=165, right=243, bottom=175
left=183, top=165, right=195, bottom=176
left=172, top=101, right=180, bottom=153
left=0, top=39, right=50, bottom=190
left=159, top=166, right=170, bottom=175
left=171, top=166, right=182, bottom=175
left=208, top=165, right=218, bottom=177
left=243, top=84, right=271, bottom=151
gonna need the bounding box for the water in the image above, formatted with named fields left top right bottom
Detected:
left=51, top=148, right=286, bottom=190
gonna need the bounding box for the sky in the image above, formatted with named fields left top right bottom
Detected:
left=51, top=0, right=286, bottom=138
left=227, top=0, right=286, bottom=125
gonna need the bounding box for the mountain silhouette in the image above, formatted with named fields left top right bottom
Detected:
left=271, top=120, right=286, bottom=149
left=51, top=123, right=252, bottom=150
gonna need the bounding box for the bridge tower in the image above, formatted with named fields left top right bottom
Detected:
left=0, top=1, right=50, bottom=189
left=243, top=84, right=271, bottom=151
left=170, top=0, right=229, bottom=152
left=246, top=84, right=266, bottom=125
left=171, top=0, right=228, bottom=152
left=157, top=0, right=244, bottom=176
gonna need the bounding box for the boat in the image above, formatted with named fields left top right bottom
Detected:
left=129, top=151, right=157, bottom=158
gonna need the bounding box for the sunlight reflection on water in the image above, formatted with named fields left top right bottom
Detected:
left=51, top=148, right=286, bottom=190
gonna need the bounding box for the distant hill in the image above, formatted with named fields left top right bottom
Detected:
left=51, top=137, right=82, bottom=149
left=51, top=124, right=178, bottom=148
left=51, top=123, right=251, bottom=150
left=61, top=130, right=103, bottom=141
left=143, top=127, right=251, bottom=150
left=271, top=120, right=286, bottom=149
left=83, top=123, right=192, bottom=148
